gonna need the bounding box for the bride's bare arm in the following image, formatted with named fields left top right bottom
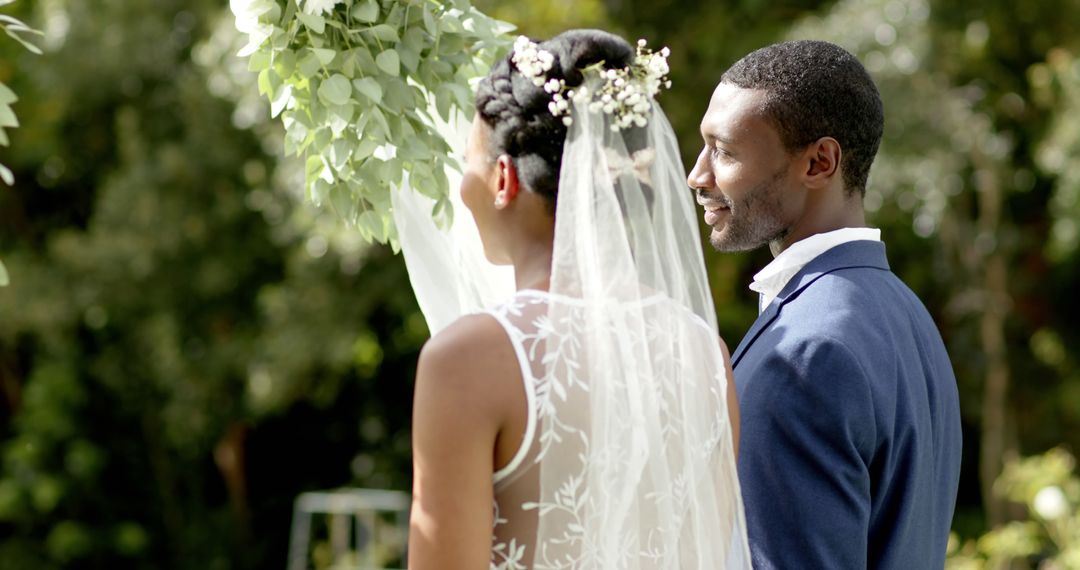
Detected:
left=408, top=314, right=520, bottom=570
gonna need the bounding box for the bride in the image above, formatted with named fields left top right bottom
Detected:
left=406, top=29, right=750, bottom=569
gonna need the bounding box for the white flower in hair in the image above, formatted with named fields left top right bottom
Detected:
left=512, top=36, right=555, bottom=87
left=512, top=36, right=673, bottom=130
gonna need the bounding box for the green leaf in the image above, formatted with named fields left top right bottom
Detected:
left=445, top=83, right=472, bottom=112
left=429, top=59, right=453, bottom=79
left=4, top=28, right=42, bottom=55
left=0, top=105, right=19, bottom=128
left=317, top=74, right=352, bottom=106
left=352, top=112, right=372, bottom=138
left=257, top=68, right=282, bottom=98
left=313, top=128, right=333, bottom=155
left=312, top=48, right=336, bottom=65
left=435, top=85, right=453, bottom=122
left=330, top=138, right=352, bottom=171
left=354, top=138, right=378, bottom=160
left=385, top=3, right=406, bottom=29
left=402, top=27, right=425, bottom=54
left=270, top=85, right=292, bottom=118
left=440, top=14, right=463, bottom=34
left=297, top=12, right=325, bottom=34
left=398, top=44, right=420, bottom=73
left=438, top=33, right=466, bottom=55
left=351, top=0, right=379, bottom=23
left=329, top=184, right=357, bottom=224
left=358, top=210, right=387, bottom=242
left=328, top=103, right=353, bottom=136
left=0, top=82, right=15, bottom=105
left=367, top=107, right=391, bottom=138
left=367, top=24, right=400, bottom=43
left=422, top=6, right=437, bottom=36
left=247, top=51, right=272, bottom=72
left=375, top=50, right=400, bottom=76
left=380, top=79, right=406, bottom=113
left=299, top=53, right=322, bottom=77
left=352, top=48, right=379, bottom=75
left=352, top=77, right=383, bottom=103
left=275, top=49, right=298, bottom=76
left=433, top=195, right=454, bottom=230
left=0, top=258, right=8, bottom=287
left=378, top=156, right=403, bottom=187
left=308, top=178, right=330, bottom=207
left=305, top=154, right=326, bottom=182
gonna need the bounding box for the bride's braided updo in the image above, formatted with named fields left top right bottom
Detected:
left=475, top=29, right=635, bottom=204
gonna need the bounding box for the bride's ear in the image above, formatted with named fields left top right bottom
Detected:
left=493, top=154, right=519, bottom=209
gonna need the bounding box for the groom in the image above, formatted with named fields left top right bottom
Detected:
left=688, top=40, right=962, bottom=568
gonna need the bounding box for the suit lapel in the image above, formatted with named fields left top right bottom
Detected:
left=730, top=240, right=891, bottom=370
left=731, top=302, right=781, bottom=368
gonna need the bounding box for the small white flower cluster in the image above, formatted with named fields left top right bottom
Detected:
left=510, top=36, right=672, bottom=131
left=544, top=78, right=573, bottom=127
left=512, top=36, right=555, bottom=86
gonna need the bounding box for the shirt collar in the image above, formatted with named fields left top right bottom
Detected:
left=750, top=227, right=882, bottom=313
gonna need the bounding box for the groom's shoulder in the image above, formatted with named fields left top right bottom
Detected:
left=772, top=265, right=941, bottom=355
left=781, top=265, right=899, bottom=324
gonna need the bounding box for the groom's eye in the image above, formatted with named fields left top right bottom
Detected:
left=710, top=145, right=731, bottom=160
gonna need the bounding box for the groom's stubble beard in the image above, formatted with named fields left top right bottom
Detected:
left=708, top=163, right=791, bottom=252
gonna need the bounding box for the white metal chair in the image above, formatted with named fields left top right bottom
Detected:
left=287, top=488, right=410, bottom=570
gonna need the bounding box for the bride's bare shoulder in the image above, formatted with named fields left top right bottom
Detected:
left=420, top=312, right=513, bottom=367
left=415, top=313, right=519, bottom=409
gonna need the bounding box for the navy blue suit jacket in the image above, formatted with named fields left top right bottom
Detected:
left=731, top=240, right=962, bottom=569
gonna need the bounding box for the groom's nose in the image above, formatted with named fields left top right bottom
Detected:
left=687, top=146, right=714, bottom=191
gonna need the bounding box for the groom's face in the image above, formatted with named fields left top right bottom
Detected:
left=689, top=83, right=801, bottom=252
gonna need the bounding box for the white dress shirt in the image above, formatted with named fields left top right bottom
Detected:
left=750, top=227, right=882, bottom=313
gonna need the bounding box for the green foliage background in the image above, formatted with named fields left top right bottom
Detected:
left=1, top=0, right=1079, bottom=568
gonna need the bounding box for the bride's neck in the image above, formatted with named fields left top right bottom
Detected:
left=509, top=236, right=553, bottom=292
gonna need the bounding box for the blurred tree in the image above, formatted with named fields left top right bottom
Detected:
left=0, top=1, right=423, bottom=568
left=947, top=447, right=1080, bottom=568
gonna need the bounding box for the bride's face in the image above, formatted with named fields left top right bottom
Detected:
left=460, top=117, right=510, bottom=264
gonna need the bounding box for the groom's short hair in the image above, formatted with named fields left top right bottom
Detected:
left=721, top=40, right=884, bottom=196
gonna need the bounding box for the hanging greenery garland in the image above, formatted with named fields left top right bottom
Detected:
left=0, top=0, right=43, bottom=286
left=230, top=0, right=512, bottom=245
left=0, top=0, right=41, bottom=187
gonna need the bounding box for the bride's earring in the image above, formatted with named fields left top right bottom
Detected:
left=493, top=193, right=508, bottom=208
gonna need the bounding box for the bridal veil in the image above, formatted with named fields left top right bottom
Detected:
left=393, top=72, right=750, bottom=569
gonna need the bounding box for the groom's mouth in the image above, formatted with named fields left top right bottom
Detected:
left=703, top=205, right=729, bottom=226
left=697, top=199, right=731, bottom=226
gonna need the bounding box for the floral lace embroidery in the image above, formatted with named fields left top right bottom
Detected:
left=486, top=290, right=736, bottom=569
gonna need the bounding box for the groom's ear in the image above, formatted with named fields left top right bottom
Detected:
left=494, top=154, right=520, bottom=208
left=801, top=137, right=841, bottom=190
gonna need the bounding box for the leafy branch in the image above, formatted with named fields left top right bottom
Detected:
left=230, top=0, right=512, bottom=245
left=0, top=0, right=43, bottom=286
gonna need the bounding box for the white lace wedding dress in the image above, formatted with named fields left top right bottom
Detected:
left=485, top=290, right=747, bottom=570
